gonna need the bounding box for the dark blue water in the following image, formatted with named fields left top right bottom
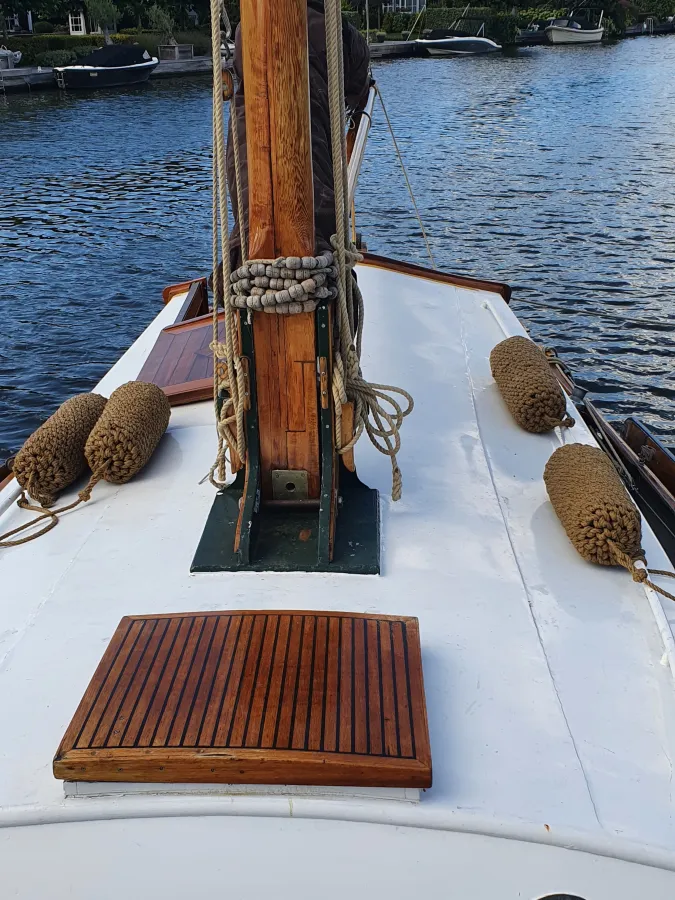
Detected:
left=2, top=37, right=675, bottom=460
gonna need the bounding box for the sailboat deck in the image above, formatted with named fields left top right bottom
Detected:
left=1, top=264, right=675, bottom=869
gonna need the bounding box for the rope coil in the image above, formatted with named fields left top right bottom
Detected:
left=230, top=252, right=338, bottom=314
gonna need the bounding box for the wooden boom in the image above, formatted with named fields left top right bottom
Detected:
left=241, top=0, right=320, bottom=501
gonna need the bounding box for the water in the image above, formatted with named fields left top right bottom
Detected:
left=2, top=38, right=674, bottom=461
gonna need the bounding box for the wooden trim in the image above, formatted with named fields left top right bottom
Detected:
left=162, top=378, right=214, bottom=407
left=360, top=252, right=512, bottom=304
left=175, top=279, right=209, bottom=322
left=0, top=472, right=14, bottom=492
left=163, top=310, right=221, bottom=335
left=162, top=279, right=197, bottom=305
left=54, top=747, right=430, bottom=787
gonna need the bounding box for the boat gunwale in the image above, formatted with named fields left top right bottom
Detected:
left=3, top=794, right=675, bottom=875
left=53, top=58, right=159, bottom=73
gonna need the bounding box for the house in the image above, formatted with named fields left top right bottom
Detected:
left=3, top=10, right=33, bottom=33
left=382, top=0, right=426, bottom=11
left=68, top=11, right=87, bottom=35
left=68, top=10, right=103, bottom=36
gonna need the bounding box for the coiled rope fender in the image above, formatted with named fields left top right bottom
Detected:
left=0, top=381, right=170, bottom=548
left=490, top=336, right=575, bottom=434
left=544, top=443, right=675, bottom=602
left=11, top=392, right=107, bottom=507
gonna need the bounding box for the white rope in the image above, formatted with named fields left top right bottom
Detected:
left=324, top=0, right=413, bottom=500
left=208, top=0, right=246, bottom=488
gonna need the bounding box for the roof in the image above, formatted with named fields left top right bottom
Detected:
left=1, top=264, right=675, bottom=873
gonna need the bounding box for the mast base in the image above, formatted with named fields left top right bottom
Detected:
left=191, top=463, right=380, bottom=574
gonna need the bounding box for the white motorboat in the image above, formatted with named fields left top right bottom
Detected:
left=2, top=0, right=675, bottom=897
left=0, top=46, right=21, bottom=69
left=416, top=35, right=501, bottom=55
left=545, top=11, right=605, bottom=43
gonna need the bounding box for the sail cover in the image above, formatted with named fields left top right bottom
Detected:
left=74, top=45, right=153, bottom=67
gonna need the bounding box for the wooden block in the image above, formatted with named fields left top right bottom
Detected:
left=341, top=402, right=356, bottom=472
left=54, top=611, right=432, bottom=788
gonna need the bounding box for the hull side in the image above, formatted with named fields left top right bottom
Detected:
left=545, top=26, right=604, bottom=43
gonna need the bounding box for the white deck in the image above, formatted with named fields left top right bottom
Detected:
left=1, top=268, right=675, bottom=895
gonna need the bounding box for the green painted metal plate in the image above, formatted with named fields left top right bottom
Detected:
left=191, top=464, right=380, bottom=574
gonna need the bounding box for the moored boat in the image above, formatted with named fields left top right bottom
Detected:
left=545, top=11, right=605, bottom=43
left=0, top=46, right=21, bottom=68
left=2, top=0, right=675, bottom=896
left=53, top=44, right=158, bottom=90
left=416, top=34, right=502, bottom=55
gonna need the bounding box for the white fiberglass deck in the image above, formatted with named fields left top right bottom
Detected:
left=1, top=265, right=675, bottom=896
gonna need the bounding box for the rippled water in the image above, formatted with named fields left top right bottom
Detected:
left=2, top=37, right=674, bottom=460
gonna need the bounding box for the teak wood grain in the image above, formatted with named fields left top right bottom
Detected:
left=137, top=315, right=215, bottom=407
left=54, top=611, right=432, bottom=788
left=243, top=0, right=321, bottom=500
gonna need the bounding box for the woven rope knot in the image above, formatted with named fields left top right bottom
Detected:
left=229, top=251, right=338, bottom=315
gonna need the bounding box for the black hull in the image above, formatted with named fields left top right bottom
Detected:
left=55, top=62, right=158, bottom=90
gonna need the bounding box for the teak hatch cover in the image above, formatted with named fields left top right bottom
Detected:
left=54, top=611, right=432, bottom=788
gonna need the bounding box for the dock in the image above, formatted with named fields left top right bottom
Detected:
left=1, top=56, right=229, bottom=93
left=1, top=41, right=421, bottom=92
left=368, top=40, right=420, bottom=60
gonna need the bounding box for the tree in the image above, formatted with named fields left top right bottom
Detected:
left=124, top=0, right=146, bottom=32
left=147, top=2, right=174, bottom=41
left=85, top=0, right=118, bottom=43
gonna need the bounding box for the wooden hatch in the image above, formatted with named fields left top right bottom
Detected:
left=54, top=611, right=432, bottom=788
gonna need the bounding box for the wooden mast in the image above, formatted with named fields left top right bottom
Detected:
left=240, top=0, right=320, bottom=502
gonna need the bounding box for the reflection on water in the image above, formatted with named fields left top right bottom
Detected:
left=2, top=39, right=674, bottom=459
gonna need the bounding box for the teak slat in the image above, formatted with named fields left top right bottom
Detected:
left=54, top=611, right=432, bottom=788
left=137, top=313, right=217, bottom=407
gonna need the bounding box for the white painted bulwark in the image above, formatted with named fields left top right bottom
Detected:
left=1, top=272, right=675, bottom=895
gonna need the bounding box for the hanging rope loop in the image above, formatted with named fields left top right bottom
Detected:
left=207, top=0, right=247, bottom=486
left=323, top=0, right=413, bottom=500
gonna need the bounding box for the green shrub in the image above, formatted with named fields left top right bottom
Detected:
left=36, top=49, right=77, bottom=66
left=342, top=10, right=361, bottom=28
left=32, top=21, right=55, bottom=34
left=382, top=11, right=414, bottom=33
left=4, top=34, right=105, bottom=66
left=72, top=44, right=100, bottom=58
left=112, top=30, right=211, bottom=56
left=425, top=8, right=493, bottom=28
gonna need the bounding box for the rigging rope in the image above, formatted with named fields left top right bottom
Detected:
left=375, top=83, right=436, bottom=270
left=208, top=0, right=246, bottom=487
left=324, top=0, right=413, bottom=500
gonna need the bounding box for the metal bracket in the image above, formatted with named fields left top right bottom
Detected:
left=272, top=470, right=309, bottom=501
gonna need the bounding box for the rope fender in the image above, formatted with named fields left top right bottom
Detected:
left=491, top=336, right=575, bottom=434
left=544, top=443, right=675, bottom=603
